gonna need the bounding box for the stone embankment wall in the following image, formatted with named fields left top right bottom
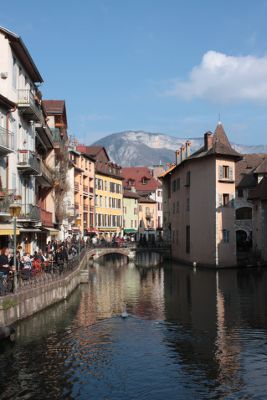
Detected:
left=0, top=253, right=88, bottom=327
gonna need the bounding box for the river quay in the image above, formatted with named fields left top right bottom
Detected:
left=0, top=251, right=88, bottom=329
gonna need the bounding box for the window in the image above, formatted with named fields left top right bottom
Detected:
left=139, top=205, right=142, bottom=212
left=222, top=229, right=230, bottom=243
left=176, top=201, right=179, bottom=213
left=173, top=202, right=175, bottom=214
left=223, top=193, right=230, bottom=206
left=237, top=188, right=244, bottom=198
left=186, top=198, right=190, bottom=211
left=185, top=171, right=191, bottom=187
left=172, top=180, right=176, bottom=192
left=219, top=165, right=233, bottom=181
left=157, top=190, right=161, bottom=197
left=186, top=225, right=190, bottom=253
left=12, top=58, right=17, bottom=89
left=236, top=207, right=252, bottom=220
left=177, top=178, right=180, bottom=191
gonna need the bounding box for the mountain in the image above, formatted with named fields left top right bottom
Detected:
left=93, top=130, right=267, bottom=167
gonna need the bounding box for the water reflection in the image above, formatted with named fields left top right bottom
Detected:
left=1, top=259, right=267, bottom=399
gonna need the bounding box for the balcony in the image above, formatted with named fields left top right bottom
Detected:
left=50, top=128, right=66, bottom=148
left=19, top=204, right=40, bottom=221
left=84, top=204, right=89, bottom=211
left=17, top=90, right=42, bottom=122
left=17, top=150, right=41, bottom=175
left=35, top=118, right=53, bottom=150
left=0, top=189, right=16, bottom=216
left=74, top=182, right=79, bottom=192
left=39, top=159, right=53, bottom=186
left=90, top=206, right=94, bottom=213
left=41, top=209, right=53, bottom=227
left=75, top=202, right=79, bottom=210
left=83, top=185, right=88, bottom=194
left=0, top=126, right=14, bottom=155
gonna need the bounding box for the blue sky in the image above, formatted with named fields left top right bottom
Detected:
left=1, top=0, right=267, bottom=145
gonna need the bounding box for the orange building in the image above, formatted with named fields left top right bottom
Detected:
left=67, top=146, right=95, bottom=237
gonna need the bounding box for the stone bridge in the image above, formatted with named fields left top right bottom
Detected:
left=86, top=244, right=171, bottom=262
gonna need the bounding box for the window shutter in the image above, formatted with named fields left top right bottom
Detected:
left=219, top=165, right=224, bottom=179
left=218, top=193, right=223, bottom=207
left=229, top=166, right=233, bottom=180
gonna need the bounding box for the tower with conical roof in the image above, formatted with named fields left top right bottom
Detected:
left=160, top=122, right=241, bottom=267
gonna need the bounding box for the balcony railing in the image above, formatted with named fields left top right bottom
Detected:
left=90, top=206, right=94, bottom=213
left=40, top=159, right=53, bottom=184
left=17, top=89, right=42, bottom=122
left=0, top=189, right=16, bottom=215
left=19, top=204, right=40, bottom=221
left=50, top=128, right=66, bottom=148
left=74, top=182, right=79, bottom=192
left=17, top=150, right=41, bottom=175
left=75, top=202, right=79, bottom=210
left=41, top=209, right=53, bottom=227
left=0, top=126, right=14, bottom=155
left=84, top=204, right=89, bottom=211
left=83, top=185, right=88, bottom=194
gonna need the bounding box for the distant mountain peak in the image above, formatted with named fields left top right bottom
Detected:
left=92, top=130, right=267, bottom=167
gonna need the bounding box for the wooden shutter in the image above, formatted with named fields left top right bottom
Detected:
left=219, top=165, right=224, bottom=179
left=229, top=166, right=233, bottom=180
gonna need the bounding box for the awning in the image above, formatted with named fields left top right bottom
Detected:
left=19, top=228, right=42, bottom=233
left=124, top=229, right=137, bottom=234
left=43, top=227, right=60, bottom=234
left=0, top=224, right=20, bottom=235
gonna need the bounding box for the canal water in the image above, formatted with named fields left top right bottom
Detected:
left=1, top=256, right=267, bottom=399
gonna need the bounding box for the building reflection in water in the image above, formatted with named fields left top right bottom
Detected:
left=164, top=264, right=267, bottom=397
left=76, top=254, right=165, bottom=327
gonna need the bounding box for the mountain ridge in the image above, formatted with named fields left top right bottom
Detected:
left=92, top=130, right=267, bottom=166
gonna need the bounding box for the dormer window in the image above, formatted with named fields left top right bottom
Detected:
left=142, top=177, right=149, bottom=185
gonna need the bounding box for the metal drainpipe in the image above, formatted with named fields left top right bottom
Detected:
left=6, top=105, right=17, bottom=190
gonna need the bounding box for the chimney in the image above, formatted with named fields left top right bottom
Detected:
left=181, top=145, right=186, bottom=161
left=204, top=132, right=213, bottom=150
left=175, top=149, right=180, bottom=165
left=185, top=141, right=191, bottom=158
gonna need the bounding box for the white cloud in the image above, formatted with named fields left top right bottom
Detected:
left=167, top=51, right=267, bottom=103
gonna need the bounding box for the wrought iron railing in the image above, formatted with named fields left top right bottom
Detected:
left=17, top=89, right=42, bottom=121
left=0, top=126, right=14, bottom=151
left=0, top=189, right=16, bottom=214
left=17, top=150, right=41, bottom=174
left=19, top=204, right=40, bottom=220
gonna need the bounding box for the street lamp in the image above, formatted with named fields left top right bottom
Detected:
left=75, top=217, right=81, bottom=261
left=9, top=202, right=21, bottom=291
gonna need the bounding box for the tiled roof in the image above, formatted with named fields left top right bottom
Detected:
left=248, top=176, right=267, bottom=201
left=138, top=197, right=157, bottom=203
left=42, top=100, right=65, bottom=115
left=161, top=123, right=241, bottom=181
left=190, top=123, right=241, bottom=160
left=236, top=154, right=267, bottom=188
left=254, top=158, right=267, bottom=174
left=123, top=190, right=140, bottom=199
left=77, top=145, right=110, bottom=161
left=121, top=167, right=161, bottom=192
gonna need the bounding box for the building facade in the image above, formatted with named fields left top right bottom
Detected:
left=123, top=189, right=139, bottom=237
left=78, top=146, right=123, bottom=240
left=161, top=123, right=241, bottom=267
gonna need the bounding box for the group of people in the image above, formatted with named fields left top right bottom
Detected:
left=0, top=237, right=85, bottom=281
